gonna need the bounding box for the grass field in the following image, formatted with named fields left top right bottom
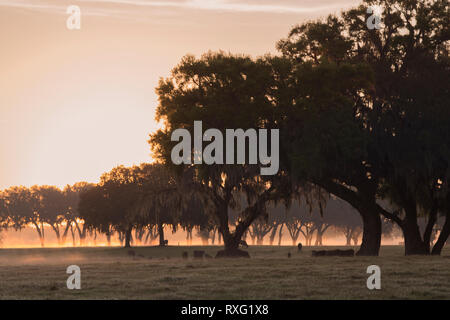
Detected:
left=0, top=245, right=449, bottom=299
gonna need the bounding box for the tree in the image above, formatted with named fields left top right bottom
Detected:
left=249, top=215, right=273, bottom=245
left=78, top=184, right=114, bottom=246
left=179, top=197, right=211, bottom=245
left=136, top=163, right=184, bottom=246
left=80, top=167, right=131, bottom=247
left=276, top=0, right=449, bottom=255
left=78, top=166, right=142, bottom=248
left=150, top=52, right=285, bottom=256
left=283, top=198, right=316, bottom=246
left=1, top=186, right=44, bottom=246
left=63, top=182, right=94, bottom=246
left=35, top=186, right=67, bottom=245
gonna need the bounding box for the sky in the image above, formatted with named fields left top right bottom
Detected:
left=0, top=0, right=358, bottom=189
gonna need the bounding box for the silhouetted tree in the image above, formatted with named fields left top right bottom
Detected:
left=277, top=0, right=449, bottom=255
left=150, top=53, right=286, bottom=256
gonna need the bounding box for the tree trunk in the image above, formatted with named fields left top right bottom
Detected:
left=278, top=224, right=283, bottom=246
left=158, top=223, right=165, bottom=246
left=269, top=224, right=278, bottom=245
left=74, top=221, right=86, bottom=246
left=315, top=231, right=323, bottom=246
left=217, top=213, right=250, bottom=257
left=106, top=231, right=111, bottom=246
left=186, top=229, right=192, bottom=246
left=124, top=226, right=132, bottom=248
left=431, top=212, right=450, bottom=255
left=32, top=222, right=44, bottom=247
left=401, top=205, right=428, bottom=255
left=315, top=180, right=381, bottom=256
left=402, top=223, right=428, bottom=255
left=217, top=233, right=250, bottom=258
left=118, top=231, right=124, bottom=246
left=423, top=206, right=438, bottom=253
left=215, top=188, right=273, bottom=257
left=356, top=207, right=381, bottom=256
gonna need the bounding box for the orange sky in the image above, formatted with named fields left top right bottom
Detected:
left=0, top=0, right=357, bottom=189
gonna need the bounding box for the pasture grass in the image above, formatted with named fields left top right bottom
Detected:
left=0, top=245, right=449, bottom=299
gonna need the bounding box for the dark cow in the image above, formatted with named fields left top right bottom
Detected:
left=312, top=249, right=355, bottom=257
left=297, top=243, right=303, bottom=252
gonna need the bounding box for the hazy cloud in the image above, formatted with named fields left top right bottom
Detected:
left=0, top=0, right=357, bottom=17
left=79, top=0, right=353, bottom=13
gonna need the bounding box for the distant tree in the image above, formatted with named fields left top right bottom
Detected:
left=249, top=215, right=273, bottom=245
left=267, top=207, right=285, bottom=246
left=283, top=199, right=316, bottom=246
left=0, top=185, right=70, bottom=247
left=179, top=197, right=211, bottom=245
left=78, top=184, right=114, bottom=246
left=1, top=186, right=44, bottom=246
left=79, top=165, right=159, bottom=248
left=136, top=163, right=185, bottom=246
left=63, top=182, right=94, bottom=246
left=34, top=186, right=67, bottom=245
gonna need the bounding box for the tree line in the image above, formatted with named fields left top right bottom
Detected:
left=0, top=184, right=93, bottom=247
left=0, top=167, right=399, bottom=248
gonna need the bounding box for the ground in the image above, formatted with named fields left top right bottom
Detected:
left=0, top=245, right=449, bottom=299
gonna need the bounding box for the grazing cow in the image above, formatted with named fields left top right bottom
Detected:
left=312, top=249, right=355, bottom=257
left=205, top=253, right=213, bottom=259
left=239, top=240, right=249, bottom=249
left=287, top=252, right=291, bottom=258
left=128, top=250, right=136, bottom=257
left=297, top=243, right=303, bottom=252
left=182, top=251, right=188, bottom=259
